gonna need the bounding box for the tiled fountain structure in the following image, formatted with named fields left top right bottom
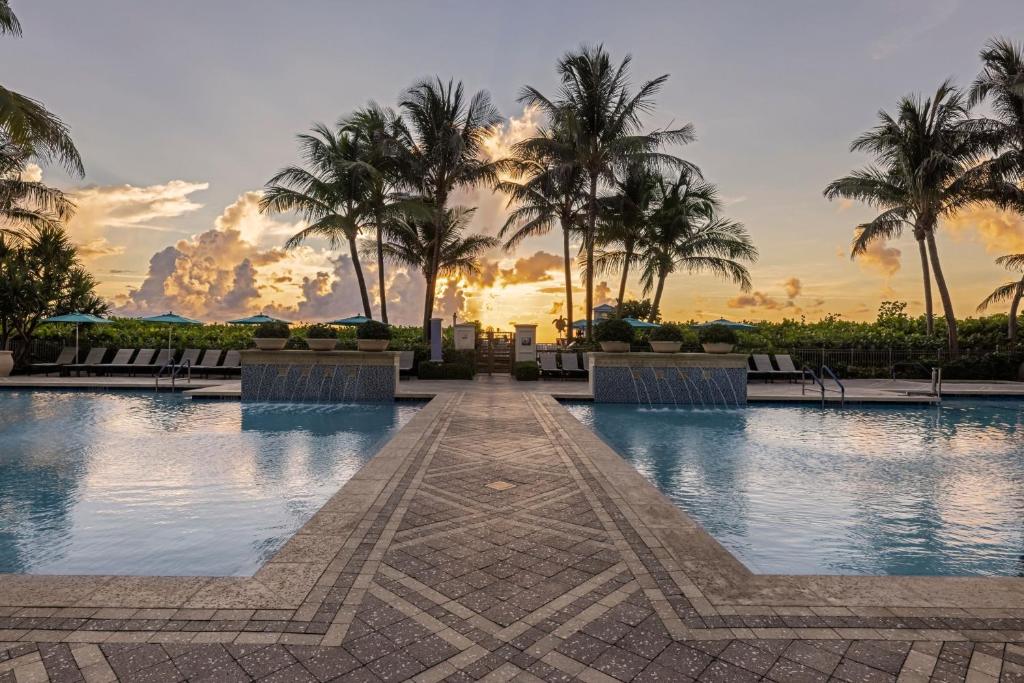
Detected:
left=589, top=352, right=748, bottom=405
left=240, top=350, right=400, bottom=402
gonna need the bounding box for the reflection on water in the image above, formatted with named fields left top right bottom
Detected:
left=565, top=400, right=1024, bottom=576
left=0, top=391, right=419, bottom=576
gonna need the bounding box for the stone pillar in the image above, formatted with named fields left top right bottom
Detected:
left=430, top=318, right=443, bottom=362
left=453, top=324, right=476, bottom=351
left=514, top=324, right=538, bottom=367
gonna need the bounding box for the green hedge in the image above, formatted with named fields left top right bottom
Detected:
left=416, top=361, right=475, bottom=380
left=513, top=361, right=539, bottom=381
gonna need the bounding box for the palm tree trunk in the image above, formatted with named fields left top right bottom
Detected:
left=348, top=234, right=373, bottom=319
left=925, top=232, right=958, bottom=358
left=650, top=268, right=668, bottom=322
left=1009, top=278, right=1023, bottom=343
left=616, top=240, right=634, bottom=315
left=917, top=238, right=934, bottom=336
left=421, top=270, right=436, bottom=339
left=561, top=222, right=574, bottom=339
left=375, top=209, right=388, bottom=325
left=426, top=197, right=446, bottom=342
left=585, top=173, right=599, bottom=341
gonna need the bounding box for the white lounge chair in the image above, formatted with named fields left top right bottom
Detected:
left=560, top=352, right=587, bottom=378
left=538, top=352, right=562, bottom=378
left=773, top=354, right=804, bottom=381
left=398, top=351, right=415, bottom=378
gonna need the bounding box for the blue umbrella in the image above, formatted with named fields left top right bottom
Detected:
left=40, top=312, right=113, bottom=362
left=327, top=315, right=373, bottom=326
left=571, top=317, right=661, bottom=329
left=140, top=312, right=202, bottom=351
left=227, top=313, right=291, bottom=325
left=693, top=318, right=756, bottom=330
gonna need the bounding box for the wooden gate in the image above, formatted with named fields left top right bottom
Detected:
left=475, top=330, right=514, bottom=374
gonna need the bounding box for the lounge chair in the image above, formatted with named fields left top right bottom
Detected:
left=538, top=352, right=562, bottom=379
left=147, top=348, right=173, bottom=374
left=217, top=350, right=241, bottom=377
left=191, top=350, right=222, bottom=377
left=29, top=347, right=77, bottom=376
left=398, top=351, right=415, bottom=379
left=90, top=348, right=135, bottom=375
left=773, top=354, right=804, bottom=381
left=749, top=354, right=782, bottom=383
left=125, top=349, right=156, bottom=376
left=176, top=348, right=201, bottom=369
left=66, top=347, right=108, bottom=376
left=560, top=352, right=587, bottom=378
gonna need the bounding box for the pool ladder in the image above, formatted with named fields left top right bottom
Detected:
left=155, top=359, right=191, bottom=392
left=801, top=365, right=845, bottom=406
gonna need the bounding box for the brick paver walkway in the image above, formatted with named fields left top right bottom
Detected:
left=2, top=386, right=1024, bottom=681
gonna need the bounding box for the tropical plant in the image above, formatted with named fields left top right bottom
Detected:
left=261, top=123, right=375, bottom=318
left=617, top=298, right=659, bottom=322
left=637, top=170, right=757, bottom=321
left=398, top=78, right=505, bottom=336
left=513, top=361, right=540, bottom=381
left=498, top=128, right=587, bottom=331
left=253, top=321, right=289, bottom=338
left=378, top=206, right=497, bottom=321
left=649, top=323, right=684, bottom=342
left=0, top=225, right=106, bottom=362
left=1, top=141, right=75, bottom=239
left=977, top=253, right=1024, bottom=342
left=596, top=162, right=660, bottom=315
left=968, top=38, right=1024, bottom=190
left=698, top=324, right=737, bottom=345
left=0, top=1, right=82, bottom=176
left=304, top=323, right=337, bottom=339
left=518, top=44, right=694, bottom=340
left=594, top=318, right=635, bottom=344
left=823, top=80, right=1007, bottom=357
left=339, top=104, right=416, bottom=324
left=356, top=320, right=391, bottom=340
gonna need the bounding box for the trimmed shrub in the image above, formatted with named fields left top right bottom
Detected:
left=649, top=324, right=684, bottom=342
left=416, top=361, right=475, bottom=380
left=304, top=324, right=337, bottom=339
left=698, top=324, right=737, bottom=345
left=357, top=320, right=391, bottom=339
left=254, top=321, right=290, bottom=338
left=513, top=361, right=540, bottom=381
left=594, top=318, right=635, bottom=344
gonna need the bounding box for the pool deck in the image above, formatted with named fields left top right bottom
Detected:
left=1, top=379, right=1024, bottom=681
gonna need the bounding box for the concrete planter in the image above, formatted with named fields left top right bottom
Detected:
left=356, top=339, right=390, bottom=352
left=599, top=341, right=630, bottom=353
left=702, top=343, right=735, bottom=354
left=305, top=338, right=338, bottom=351
left=649, top=341, right=682, bottom=353
left=0, top=350, right=12, bottom=377
left=254, top=338, right=288, bottom=351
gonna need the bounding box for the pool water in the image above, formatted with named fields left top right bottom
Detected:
left=564, top=399, right=1024, bottom=576
left=0, top=391, right=419, bottom=576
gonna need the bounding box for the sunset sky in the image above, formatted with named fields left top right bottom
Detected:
left=5, top=0, right=1024, bottom=340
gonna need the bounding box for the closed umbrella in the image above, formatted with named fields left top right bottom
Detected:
left=227, top=313, right=291, bottom=325
left=140, top=312, right=203, bottom=352
left=39, top=312, right=113, bottom=362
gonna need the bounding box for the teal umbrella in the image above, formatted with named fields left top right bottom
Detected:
left=227, top=313, right=291, bottom=325
left=693, top=318, right=756, bottom=330
left=140, top=312, right=202, bottom=351
left=571, top=317, right=661, bottom=329
left=40, top=312, right=113, bottom=362
left=327, top=315, right=373, bottom=326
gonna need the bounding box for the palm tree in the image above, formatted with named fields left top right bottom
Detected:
left=824, top=81, right=995, bottom=357
left=1, top=142, right=75, bottom=239
left=977, top=253, right=1024, bottom=343
left=969, top=38, right=1024, bottom=186
left=398, top=78, right=504, bottom=336
left=497, top=127, right=587, bottom=331
left=378, top=206, right=497, bottom=318
left=0, top=1, right=82, bottom=177
left=637, top=170, right=757, bottom=321
left=339, top=104, right=412, bottom=324
left=518, top=44, right=694, bottom=339
left=595, top=162, right=659, bottom=315
left=260, top=123, right=374, bottom=318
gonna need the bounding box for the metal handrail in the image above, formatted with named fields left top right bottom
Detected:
left=154, top=359, right=191, bottom=391
left=821, top=365, right=846, bottom=406
left=801, top=365, right=827, bottom=406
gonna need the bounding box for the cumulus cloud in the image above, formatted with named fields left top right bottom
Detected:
left=20, top=163, right=42, bottom=183
left=946, top=206, right=1024, bottom=254
left=499, top=251, right=563, bottom=285
left=727, top=291, right=790, bottom=310
left=854, top=239, right=901, bottom=277
left=782, top=277, right=802, bottom=299
left=76, top=238, right=126, bottom=258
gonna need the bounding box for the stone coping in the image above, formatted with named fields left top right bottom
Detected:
left=588, top=352, right=749, bottom=368
left=240, top=350, right=399, bottom=367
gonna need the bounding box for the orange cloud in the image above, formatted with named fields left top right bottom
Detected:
left=855, top=239, right=901, bottom=277
left=500, top=251, right=563, bottom=285
left=727, top=291, right=790, bottom=310
left=946, top=206, right=1024, bottom=254
left=782, top=277, right=802, bottom=298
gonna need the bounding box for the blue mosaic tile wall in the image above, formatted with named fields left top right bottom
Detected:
left=241, top=363, right=395, bottom=402
left=592, top=366, right=747, bottom=406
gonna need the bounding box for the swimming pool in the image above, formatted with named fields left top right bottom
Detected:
left=564, top=399, right=1024, bottom=577
left=0, top=391, right=419, bottom=576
